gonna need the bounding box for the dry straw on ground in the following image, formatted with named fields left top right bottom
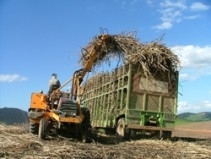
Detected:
left=1, top=125, right=211, bottom=159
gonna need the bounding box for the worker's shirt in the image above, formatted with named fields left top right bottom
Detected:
left=48, top=77, right=61, bottom=88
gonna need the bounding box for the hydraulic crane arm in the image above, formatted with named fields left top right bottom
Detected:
left=71, top=34, right=110, bottom=101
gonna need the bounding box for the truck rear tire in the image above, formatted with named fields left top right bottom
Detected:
left=162, top=131, right=172, bottom=139
left=116, top=118, right=125, bottom=138
left=155, top=130, right=172, bottom=139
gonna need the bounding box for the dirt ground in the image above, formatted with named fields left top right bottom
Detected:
left=173, top=121, right=211, bottom=139
left=0, top=123, right=211, bottom=159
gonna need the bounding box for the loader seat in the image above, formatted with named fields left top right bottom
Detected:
left=48, top=84, right=60, bottom=96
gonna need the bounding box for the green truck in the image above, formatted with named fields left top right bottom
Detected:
left=82, top=64, right=179, bottom=139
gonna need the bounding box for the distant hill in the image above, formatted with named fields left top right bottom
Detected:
left=177, top=112, right=211, bottom=122
left=0, top=107, right=28, bottom=125
left=1, top=107, right=210, bottom=124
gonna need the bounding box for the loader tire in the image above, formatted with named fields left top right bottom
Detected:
left=38, top=118, right=47, bottom=140
left=29, top=122, right=38, bottom=134
left=80, top=107, right=92, bottom=143
left=81, top=107, right=91, bottom=129
left=80, top=128, right=87, bottom=143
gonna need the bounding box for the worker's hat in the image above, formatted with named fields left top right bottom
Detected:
left=52, top=73, right=57, bottom=77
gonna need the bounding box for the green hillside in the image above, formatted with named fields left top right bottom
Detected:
left=175, top=118, right=194, bottom=125
left=177, top=112, right=211, bottom=122
left=0, top=107, right=28, bottom=125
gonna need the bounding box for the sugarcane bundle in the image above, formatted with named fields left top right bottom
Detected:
left=79, top=32, right=180, bottom=79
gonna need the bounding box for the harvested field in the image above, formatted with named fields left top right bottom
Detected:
left=0, top=124, right=211, bottom=159
left=173, top=121, right=211, bottom=139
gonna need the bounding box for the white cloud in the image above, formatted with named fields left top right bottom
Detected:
left=172, top=45, right=211, bottom=81
left=179, top=71, right=201, bottom=81
left=172, top=45, right=211, bottom=69
left=162, top=9, right=182, bottom=22
left=177, top=100, right=211, bottom=114
left=130, top=0, right=139, bottom=6
left=153, top=21, right=172, bottom=30
left=146, top=0, right=153, bottom=6
left=184, top=15, right=201, bottom=20
left=0, top=74, right=28, bottom=82
left=179, top=73, right=188, bottom=80
left=177, top=101, right=192, bottom=113
left=203, top=100, right=211, bottom=108
left=152, top=0, right=210, bottom=30
left=152, top=0, right=187, bottom=30
left=116, top=0, right=139, bottom=9
left=190, top=2, right=210, bottom=11
left=160, top=0, right=187, bottom=10
left=179, top=73, right=197, bottom=81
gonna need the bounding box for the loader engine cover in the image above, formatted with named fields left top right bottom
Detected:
left=58, top=97, right=78, bottom=117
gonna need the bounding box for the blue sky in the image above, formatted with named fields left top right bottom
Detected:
left=0, top=0, right=211, bottom=113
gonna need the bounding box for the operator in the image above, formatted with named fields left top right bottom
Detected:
left=48, top=73, right=61, bottom=96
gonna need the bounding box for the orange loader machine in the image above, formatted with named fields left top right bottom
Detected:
left=28, top=35, right=110, bottom=141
